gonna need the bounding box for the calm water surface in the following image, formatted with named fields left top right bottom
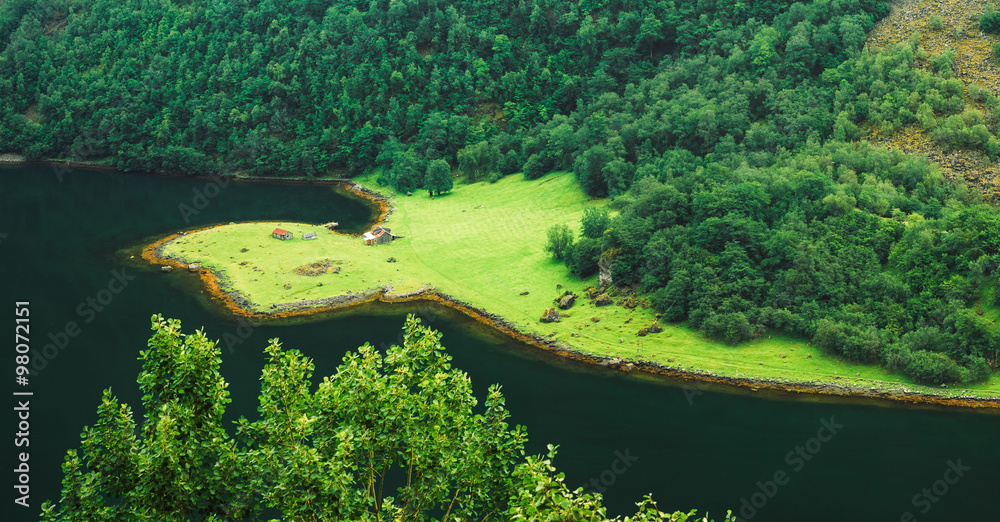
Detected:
left=1, top=165, right=998, bottom=521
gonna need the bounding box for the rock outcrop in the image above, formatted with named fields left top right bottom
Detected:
left=540, top=307, right=561, bottom=323
left=557, top=293, right=577, bottom=310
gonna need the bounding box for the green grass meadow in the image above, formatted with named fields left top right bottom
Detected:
left=159, top=172, right=1000, bottom=399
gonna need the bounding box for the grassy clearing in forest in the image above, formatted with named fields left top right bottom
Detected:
left=155, top=172, right=1000, bottom=399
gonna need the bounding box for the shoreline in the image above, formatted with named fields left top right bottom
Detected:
left=139, top=181, right=1000, bottom=411
left=0, top=154, right=118, bottom=170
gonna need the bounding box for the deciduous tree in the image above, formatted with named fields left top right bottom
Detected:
left=40, top=315, right=720, bottom=521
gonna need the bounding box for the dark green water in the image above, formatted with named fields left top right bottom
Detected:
left=2, top=165, right=999, bottom=521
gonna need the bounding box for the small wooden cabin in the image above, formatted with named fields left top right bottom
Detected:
left=302, top=232, right=318, bottom=240
left=272, top=228, right=292, bottom=240
left=363, top=226, right=396, bottom=246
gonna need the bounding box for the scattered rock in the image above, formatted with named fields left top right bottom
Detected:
left=519, top=291, right=529, bottom=295
left=806, top=354, right=812, bottom=358
left=557, top=293, right=577, bottom=310
left=591, top=316, right=600, bottom=322
left=540, top=308, right=561, bottom=323
left=618, top=295, right=638, bottom=309
left=386, top=257, right=396, bottom=263
left=283, top=284, right=292, bottom=290
left=668, top=358, right=675, bottom=362
left=240, top=248, right=249, bottom=252
left=637, top=328, right=648, bottom=336
left=780, top=353, right=787, bottom=359
left=187, top=263, right=202, bottom=272
left=619, top=338, right=625, bottom=343
left=595, top=293, right=613, bottom=306
left=647, top=320, right=662, bottom=333
left=160, top=266, right=173, bottom=273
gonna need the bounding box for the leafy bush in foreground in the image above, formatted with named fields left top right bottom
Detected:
left=40, top=314, right=728, bottom=521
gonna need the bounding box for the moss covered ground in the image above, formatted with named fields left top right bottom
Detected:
left=156, top=172, right=1000, bottom=400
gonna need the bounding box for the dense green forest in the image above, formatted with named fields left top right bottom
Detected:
left=0, top=0, right=890, bottom=179
left=6, top=0, right=1000, bottom=385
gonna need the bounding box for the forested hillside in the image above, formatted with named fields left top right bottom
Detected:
left=1, top=0, right=885, bottom=178
left=7, top=0, right=1000, bottom=386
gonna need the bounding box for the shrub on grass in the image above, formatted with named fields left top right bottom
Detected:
left=905, top=350, right=963, bottom=384
left=701, top=312, right=756, bottom=345
left=544, top=223, right=574, bottom=261
left=565, top=237, right=601, bottom=277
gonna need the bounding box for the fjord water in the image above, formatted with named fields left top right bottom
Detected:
left=2, top=165, right=998, bottom=522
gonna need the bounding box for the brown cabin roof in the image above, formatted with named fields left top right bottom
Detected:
left=273, top=228, right=289, bottom=235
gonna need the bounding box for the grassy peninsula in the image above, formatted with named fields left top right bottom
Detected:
left=148, top=172, right=1000, bottom=404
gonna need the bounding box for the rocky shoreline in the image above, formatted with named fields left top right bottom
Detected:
left=143, top=236, right=1000, bottom=410
left=136, top=177, right=1000, bottom=411
left=0, top=154, right=119, bottom=169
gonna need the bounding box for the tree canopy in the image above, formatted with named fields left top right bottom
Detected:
left=1, top=0, right=894, bottom=185
left=40, top=314, right=730, bottom=521
left=557, top=138, right=1000, bottom=385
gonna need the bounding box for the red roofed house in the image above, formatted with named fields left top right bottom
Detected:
left=272, top=228, right=292, bottom=240
left=363, top=225, right=397, bottom=246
